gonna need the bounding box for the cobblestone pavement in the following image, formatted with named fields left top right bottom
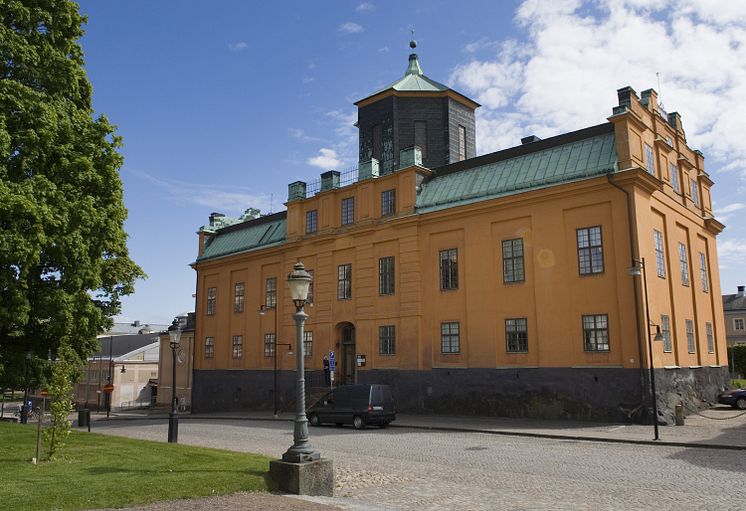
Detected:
left=92, top=419, right=746, bottom=511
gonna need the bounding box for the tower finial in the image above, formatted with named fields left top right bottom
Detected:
left=409, top=27, right=416, bottom=49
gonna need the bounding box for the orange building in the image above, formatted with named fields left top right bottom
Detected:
left=191, top=49, right=727, bottom=422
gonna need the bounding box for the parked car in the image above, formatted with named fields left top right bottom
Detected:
left=307, top=384, right=396, bottom=429
left=717, top=388, right=746, bottom=409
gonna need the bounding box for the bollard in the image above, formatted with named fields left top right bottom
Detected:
left=674, top=404, right=685, bottom=426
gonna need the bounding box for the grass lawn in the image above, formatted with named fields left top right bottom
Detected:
left=0, top=422, right=274, bottom=511
left=732, top=379, right=746, bottom=389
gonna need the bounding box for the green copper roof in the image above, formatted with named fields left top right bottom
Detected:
left=416, top=128, right=617, bottom=214
left=357, top=53, right=451, bottom=103
left=197, top=213, right=286, bottom=261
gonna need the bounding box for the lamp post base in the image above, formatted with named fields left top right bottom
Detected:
left=269, top=458, right=334, bottom=496
left=168, top=412, right=179, bottom=443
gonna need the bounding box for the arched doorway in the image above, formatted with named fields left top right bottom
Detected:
left=337, top=322, right=356, bottom=385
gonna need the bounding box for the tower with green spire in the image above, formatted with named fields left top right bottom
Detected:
left=355, top=40, right=480, bottom=173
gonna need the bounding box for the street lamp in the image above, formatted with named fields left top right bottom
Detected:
left=20, top=352, right=32, bottom=424
left=167, top=318, right=182, bottom=443
left=259, top=304, right=294, bottom=418
left=270, top=261, right=332, bottom=496
left=282, top=261, right=319, bottom=463
left=629, top=257, right=664, bottom=440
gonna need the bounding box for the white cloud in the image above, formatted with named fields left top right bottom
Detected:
left=289, top=128, right=323, bottom=143
left=718, top=238, right=746, bottom=264
left=714, top=203, right=746, bottom=222
left=449, top=0, right=746, bottom=177
left=307, top=148, right=341, bottom=170
left=339, top=22, right=364, bottom=34
left=378, top=46, right=390, bottom=53
left=356, top=2, right=376, bottom=13
left=130, top=170, right=270, bottom=214
left=228, top=41, right=248, bottom=52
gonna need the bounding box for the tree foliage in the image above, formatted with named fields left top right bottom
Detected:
left=0, top=0, right=144, bottom=383
left=728, top=345, right=746, bottom=378
left=44, top=343, right=80, bottom=459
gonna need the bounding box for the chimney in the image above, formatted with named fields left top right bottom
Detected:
left=616, top=86, right=637, bottom=109
left=399, top=146, right=423, bottom=169
left=521, top=135, right=541, bottom=145
left=132, top=320, right=140, bottom=327
left=358, top=158, right=380, bottom=181
left=738, top=285, right=745, bottom=297
left=288, top=181, right=307, bottom=202
left=320, top=171, right=340, bottom=192
left=209, top=212, right=225, bottom=227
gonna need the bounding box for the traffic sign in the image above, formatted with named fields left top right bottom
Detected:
left=103, top=383, right=114, bottom=393
left=329, top=350, right=335, bottom=372
left=39, top=389, right=48, bottom=397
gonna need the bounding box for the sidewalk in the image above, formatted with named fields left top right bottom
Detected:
left=95, top=405, right=746, bottom=450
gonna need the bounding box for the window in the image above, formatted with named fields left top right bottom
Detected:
left=678, top=243, right=689, bottom=286
left=685, top=319, right=695, bottom=353
left=699, top=253, right=708, bottom=293
left=381, top=189, right=396, bottom=217
left=577, top=226, right=604, bottom=275
left=341, top=197, right=355, bottom=225
left=502, top=238, right=525, bottom=283
left=414, top=121, right=427, bottom=159
left=583, top=314, right=610, bottom=352
left=439, top=248, right=458, bottom=290
left=232, top=335, right=243, bottom=358
left=204, top=337, right=214, bottom=358
left=372, top=123, right=382, bottom=162
left=265, top=277, right=277, bottom=308
left=206, top=287, right=216, bottom=316
left=458, top=125, right=466, bottom=161
left=505, top=318, right=528, bottom=353
left=690, top=179, right=700, bottom=207
left=234, top=282, right=245, bottom=313
left=306, top=209, right=318, bottom=234
left=338, top=264, right=352, bottom=299
left=307, top=270, right=314, bottom=304
left=706, top=322, right=714, bottom=353
left=440, top=322, right=460, bottom=353
left=644, top=143, right=655, bottom=175
left=654, top=230, right=665, bottom=278
left=379, top=325, right=395, bottom=355
left=303, top=331, right=313, bottom=357
left=669, top=163, right=680, bottom=193
left=379, top=256, right=395, bottom=295
left=735, top=318, right=745, bottom=331
left=264, top=333, right=275, bottom=357
left=661, top=315, right=672, bottom=353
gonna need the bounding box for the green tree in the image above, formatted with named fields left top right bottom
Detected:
left=44, top=343, right=80, bottom=459
left=0, top=1, right=144, bottom=383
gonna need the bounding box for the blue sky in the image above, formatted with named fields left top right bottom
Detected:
left=76, top=0, right=746, bottom=324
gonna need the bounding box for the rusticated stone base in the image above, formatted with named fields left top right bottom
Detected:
left=269, top=458, right=334, bottom=496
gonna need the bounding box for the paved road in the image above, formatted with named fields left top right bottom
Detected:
left=93, top=419, right=746, bottom=511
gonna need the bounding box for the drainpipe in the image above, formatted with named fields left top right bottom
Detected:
left=608, top=175, right=647, bottom=407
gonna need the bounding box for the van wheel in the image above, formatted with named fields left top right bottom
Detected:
left=352, top=415, right=365, bottom=430
left=308, top=413, right=320, bottom=426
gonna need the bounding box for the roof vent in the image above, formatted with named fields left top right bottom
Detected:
left=738, top=285, right=745, bottom=297
left=320, top=171, right=340, bottom=192
left=521, top=135, right=541, bottom=145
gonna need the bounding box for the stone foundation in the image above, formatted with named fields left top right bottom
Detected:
left=192, top=366, right=728, bottom=423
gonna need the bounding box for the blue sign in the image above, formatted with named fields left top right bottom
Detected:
left=329, top=350, right=335, bottom=371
